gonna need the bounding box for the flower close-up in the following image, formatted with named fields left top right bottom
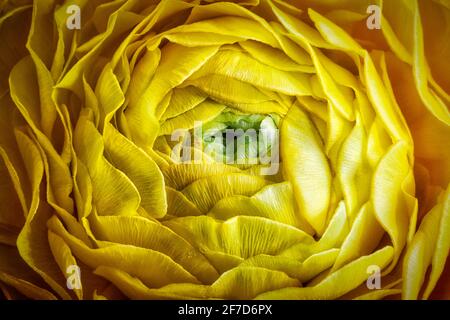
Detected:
left=0, top=0, right=449, bottom=300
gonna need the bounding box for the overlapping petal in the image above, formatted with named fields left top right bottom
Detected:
left=0, top=0, right=448, bottom=301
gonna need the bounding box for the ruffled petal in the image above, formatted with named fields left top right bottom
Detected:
left=164, top=215, right=314, bottom=259
left=281, top=103, right=331, bottom=234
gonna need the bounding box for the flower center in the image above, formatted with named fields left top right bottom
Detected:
left=198, top=111, right=280, bottom=168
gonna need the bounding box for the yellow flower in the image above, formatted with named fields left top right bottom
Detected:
left=0, top=0, right=448, bottom=300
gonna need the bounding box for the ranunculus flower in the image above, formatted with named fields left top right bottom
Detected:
left=0, top=0, right=448, bottom=300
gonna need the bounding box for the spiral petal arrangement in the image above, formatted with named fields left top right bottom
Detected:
left=0, top=0, right=449, bottom=300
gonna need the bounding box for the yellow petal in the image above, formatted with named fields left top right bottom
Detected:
left=372, top=141, right=412, bottom=271
left=127, top=48, right=161, bottom=111
left=281, top=103, right=331, bottom=234
left=0, top=244, right=57, bottom=300
left=89, top=214, right=219, bottom=284
left=337, top=116, right=371, bottom=218
left=310, top=48, right=355, bottom=121
left=163, top=163, right=240, bottom=190
left=126, top=44, right=219, bottom=148
left=0, top=5, right=31, bottom=95
left=209, top=266, right=299, bottom=299
left=268, top=0, right=333, bottom=49
left=199, top=248, right=244, bottom=274
left=10, top=58, right=74, bottom=213
left=48, top=231, right=82, bottom=300
left=73, top=158, right=93, bottom=220
left=240, top=40, right=312, bottom=72
left=353, top=289, right=401, bottom=300
left=160, top=86, right=207, bottom=121
left=423, top=187, right=450, bottom=298
left=165, top=32, right=243, bottom=47
left=367, top=117, right=391, bottom=168
left=175, top=16, right=278, bottom=47
left=363, top=51, right=411, bottom=142
left=95, top=64, right=125, bottom=130
left=255, top=246, right=394, bottom=299
left=0, top=147, right=26, bottom=228
left=0, top=271, right=57, bottom=300
left=316, top=201, right=349, bottom=250
left=209, top=182, right=315, bottom=234
left=165, top=187, right=202, bottom=217
left=74, top=111, right=140, bottom=216
left=402, top=186, right=450, bottom=299
left=159, top=99, right=225, bottom=136
left=412, top=1, right=450, bottom=124
left=332, top=203, right=384, bottom=272
left=190, top=49, right=312, bottom=96
left=17, top=202, right=72, bottom=299
left=308, top=9, right=364, bottom=55
left=181, top=173, right=269, bottom=213
left=135, top=43, right=219, bottom=115
left=94, top=265, right=208, bottom=300
left=47, top=215, right=199, bottom=288
left=241, top=248, right=339, bottom=283
left=278, top=201, right=348, bottom=262
left=182, top=74, right=287, bottom=114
